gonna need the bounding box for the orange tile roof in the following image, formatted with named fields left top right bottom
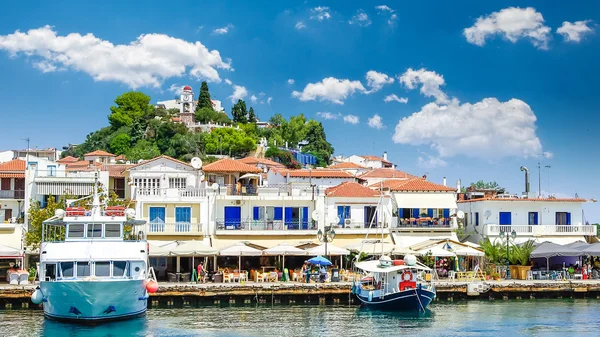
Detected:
left=0, top=159, right=26, bottom=172
left=115, top=154, right=127, bottom=161
left=57, top=156, right=79, bottom=164
left=105, top=164, right=134, bottom=178
left=238, top=157, right=285, bottom=168
left=202, top=158, right=262, bottom=173
left=84, top=150, right=115, bottom=157
left=361, top=155, right=392, bottom=164
left=125, top=155, right=193, bottom=171
left=359, top=168, right=416, bottom=179
left=275, top=169, right=355, bottom=178
left=326, top=181, right=380, bottom=198
left=66, top=161, right=103, bottom=171
left=458, top=197, right=589, bottom=203
left=328, top=162, right=367, bottom=169
left=372, top=178, right=456, bottom=192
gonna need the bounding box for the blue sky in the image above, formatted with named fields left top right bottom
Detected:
left=0, top=1, right=599, bottom=221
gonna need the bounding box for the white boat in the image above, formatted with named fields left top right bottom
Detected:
left=31, top=173, right=155, bottom=322
left=352, top=255, right=436, bottom=311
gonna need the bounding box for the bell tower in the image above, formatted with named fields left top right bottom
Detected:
left=180, top=85, right=195, bottom=126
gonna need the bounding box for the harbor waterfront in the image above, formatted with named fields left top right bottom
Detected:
left=1, top=300, right=600, bottom=336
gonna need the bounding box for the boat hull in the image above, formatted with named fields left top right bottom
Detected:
left=40, top=279, right=147, bottom=322
left=355, top=287, right=435, bottom=311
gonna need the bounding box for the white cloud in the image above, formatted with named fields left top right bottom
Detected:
left=213, top=24, right=234, bottom=35
left=310, top=7, right=331, bottom=21
left=368, top=114, right=385, bottom=129
left=295, top=21, right=306, bottom=30
left=259, top=92, right=265, bottom=96
left=388, top=14, right=398, bottom=26
left=317, top=112, right=341, bottom=120
left=229, top=85, right=247, bottom=103
left=384, top=94, right=408, bottom=103
left=399, top=68, right=450, bottom=104
left=267, top=97, right=272, bottom=104
left=168, top=84, right=184, bottom=94
left=375, top=5, right=394, bottom=13
left=557, top=20, right=594, bottom=42
left=0, top=25, right=231, bottom=89
left=287, top=79, right=295, bottom=84
left=365, top=70, right=394, bottom=93
left=418, top=154, right=448, bottom=169
left=34, top=60, right=59, bottom=73
left=393, top=98, right=544, bottom=159
left=292, top=77, right=366, bottom=104
left=224, top=78, right=232, bottom=85
left=349, top=10, right=371, bottom=27
left=343, top=115, right=359, bottom=124
left=543, top=151, right=553, bottom=159
left=463, top=7, right=551, bottom=49
left=250, top=94, right=258, bottom=103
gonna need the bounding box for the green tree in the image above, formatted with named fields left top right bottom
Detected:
left=108, top=92, right=154, bottom=128
left=269, top=113, right=286, bottom=127
left=204, top=128, right=256, bottom=157
left=462, top=180, right=505, bottom=193
left=26, top=196, right=65, bottom=250
left=165, top=132, right=205, bottom=161
left=126, top=140, right=161, bottom=162
left=195, top=107, right=231, bottom=124
left=155, top=121, right=189, bottom=153
left=302, top=120, right=334, bottom=165
left=281, top=114, right=307, bottom=147
left=248, top=107, right=257, bottom=123
left=196, top=81, right=213, bottom=110
left=231, top=99, right=248, bottom=124
left=109, top=133, right=131, bottom=155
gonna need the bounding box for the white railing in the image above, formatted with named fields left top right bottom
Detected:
left=147, top=223, right=203, bottom=235
left=136, top=188, right=206, bottom=198
left=483, top=224, right=596, bottom=236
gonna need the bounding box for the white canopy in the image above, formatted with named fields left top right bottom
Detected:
left=219, top=242, right=263, bottom=256
left=393, top=193, right=457, bottom=209
left=170, top=240, right=218, bottom=256
left=392, top=245, right=417, bottom=255
left=416, top=245, right=456, bottom=257
left=263, top=243, right=307, bottom=256
left=347, top=241, right=395, bottom=255
left=148, top=243, right=170, bottom=257
left=0, top=244, right=23, bottom=258
left=239, top=173, right=261, bottom=180
left=453, top=246, right=484, bottom=257
left=307, top=244, right=350, bottom=256
left=355, top=260, right=431, bottom=273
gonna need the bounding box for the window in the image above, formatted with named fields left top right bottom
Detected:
left=149, top=207, right=166, bottom=232
left=113, top=261, right=128, bottom=278
left=169, top=177, right=186, bottom=189
left=67, top=224, right=85, bottom=238
left=556, top=212, right=571, bottom=225
left=337, top=206, right=351, bottom=225
left=134, top=178, right=161, bottom=195
left=398, top=208, right=412, bottom=219
left=419, top=208, right=428, bottom=217
left=60, top=262, right=74, bottom=278
left=47, top=165, right=56, bottom=177
left=475, top=212, right=480, bottom=226
left=364, top=206, right=378, bottom=227
left=76, top=262, right=91, bottom=277
left=175, top=207, right=191, bottom=232
left=499, top=212, right=512, bottom=225
left=87, top=223, right=103, bottom=238
left=44, top=263, right=56, bottom=281
left=105, top=223, right=121, bottom=238
left=528, top=212, right=539, bottom=225
left=284, top=207, right=308, bottom=230
left=95, top=262, right=111, bottom=277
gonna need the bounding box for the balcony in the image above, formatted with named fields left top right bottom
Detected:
left=147, top=223, right=204, bottom=236
left=331, top=219, right=386, bottom=234
left=483, top=224, right=597, bottom=237
left=216, top=184, right=317, bottom=198
left=0, top=190, right=25, bottom=199
left=215, top=218, right=317, bottom=235
left=136, top=188, right=206, bottom=200
left=391, top=218, right=453, bottom=232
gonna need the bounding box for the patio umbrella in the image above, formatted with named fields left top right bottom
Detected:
left=530, top=242, right=584, bottom=272
left=566, top=241, right=590, bottom=250
left=392, top=245, right=416, bottom=255
left=263, top=243, right=307, bottom=270
left=347, top=241, right=395, bottom=255
left=220, top=242, right=263, bottom=270
left=306, top=244, right=350, bottom=256
left=148, top=243, right=170, bottom=257
left=308, top=255, right=332, bottom=266
left=170, top=240, right=218, bottom=269
left=582, top=243, right=600, bottom=256
left=454, top=246, right=484, bottom=257
left=416, top=245, right=456, bottom=257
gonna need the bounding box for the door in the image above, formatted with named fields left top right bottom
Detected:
left=149, top=207, right=165, bottom=232
left=224, top=206, right=241, bottom=229
left=175, top=207, right=191, bottom=232
left=499, top=212, right=512, bottom=225
left=4, top=209, right=12, bottom=222
left=14, top=179, right=24, bottom=199
left=528, top=212, right=539, bottom=225
left=114, top=178, right=125, bottom=199
left=364, top=206, right=377, bottom=228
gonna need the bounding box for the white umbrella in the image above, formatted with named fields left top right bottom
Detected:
left=347, top=241, right=395, bottom=255
left=263, top=243, right=307, bottom=270
left=220, top=242, right=263, bottom=270
left=148, top=243, right=170, bottom=257
left=454, top=246, right=484, bottom=257
left=417, top=245, right=456, bottom=257
left=170, top=240, right=218, bottom=256
left=306, top=244, right=350, bottom=256
left=392, top=245, right=417, bottom=255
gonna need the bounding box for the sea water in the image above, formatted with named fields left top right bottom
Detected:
left=2, top=300, right=599, bottom=337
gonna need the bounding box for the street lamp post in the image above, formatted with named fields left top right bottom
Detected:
left=499, top=230, right=517, bottom=279
left=317, top=225, right=336, bottom=256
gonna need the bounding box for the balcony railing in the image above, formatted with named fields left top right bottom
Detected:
left=147, top=222, right=203, bottom=235
left=393, top=218, right=451, bottom=228
left=331, top=219, right=383, bottom=229
left=215, top=218, right=316, bottom=231
left=136, top=188, right=206, bottom=198
left=217, top=184, right=316, bottom=197
left=483, top=224, right=596, bottom=236
left=0, top=190, right=25, bottom=199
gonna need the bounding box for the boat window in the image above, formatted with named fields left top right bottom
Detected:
left=95, top=262, right=111, bottom=277
left=67, top=224, right=85, bottom=238
left=76, top=262, right=91, bottom=277
left=104, top=223, right=121, bottom=238
left=87, top=223, right=102, bottom=238
left=60, top=262, right=74, bottom=278
left=44, top=263, right=56, bottom=281
left=113, top=261, right=128, bottom=278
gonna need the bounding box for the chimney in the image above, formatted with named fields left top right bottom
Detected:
left=382, top=151, right=388, bottom=161
left=456, top=179, right=461, bottom=192
left=443, top=177, right=446, bottom=186
left=520, top=166, right=530, bottom=195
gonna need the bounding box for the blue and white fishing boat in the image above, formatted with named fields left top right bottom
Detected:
left=31, top=172, right=155, bottom=322
left=352, top=255, right=436, bottom=311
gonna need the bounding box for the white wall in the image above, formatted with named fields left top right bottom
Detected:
left=325, top=196, right=390, bottom=227
left=266, top=171, right=354, bottom=187
left=128, top=157, right=199, bottom=189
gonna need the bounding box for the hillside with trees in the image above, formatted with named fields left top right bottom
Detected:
left=62, top=82, right=334, bottom=166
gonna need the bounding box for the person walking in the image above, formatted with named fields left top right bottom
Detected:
left=197, top=262, right=206, bottom=284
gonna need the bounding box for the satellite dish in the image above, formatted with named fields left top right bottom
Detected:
left=457, top=210, right=465, bottom=219
left=211, top=183, right=219, bottom=190
left=328, top=214, right=340, bottom=224
left=484, top=210, right=491, bottom=219
left=311, top=210, right=320, bottom=221
left=191, top=157, right=203, bottom=169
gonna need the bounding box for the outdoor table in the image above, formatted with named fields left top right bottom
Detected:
left=262, top=266, right=275, bottom=273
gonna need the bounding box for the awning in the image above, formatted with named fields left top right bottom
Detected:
left=220, top=242, right=263, bottom=256
left=346, top=241, right=395, bottom=255
left=391, top=233, right=459, bottom=249
left=306, top=244, right=350, bottom=256
left=416, top=245, right=456, bottom=257
left=0, top=244, right=24, bottom=257
left=454, top=246, right=484, bottom=257
left=211, top=238, right=314, bottom=250
left=170, top=240, right=218, bottom=256
left=393, top=193, right=457, bottom=209
left=530, top=242, right=583, bottom=258
left=36, top=182, right=93, bottom=195
left=148, top=243, right=170, bottom=257
left=239, top=173, right=261, bottom=180
left=263, top=244, right=308, bottom=256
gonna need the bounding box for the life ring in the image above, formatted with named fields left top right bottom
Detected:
left=401, top=270, right=412, bottom=282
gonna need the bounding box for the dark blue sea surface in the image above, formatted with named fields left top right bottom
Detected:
left=2, top=300, right=599, bottom=336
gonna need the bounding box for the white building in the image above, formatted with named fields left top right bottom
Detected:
left=332, top=153, right=396, bottom=169
left=266, top=168, right=358, bottom=187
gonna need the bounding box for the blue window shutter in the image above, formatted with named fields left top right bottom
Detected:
left=345, top=206, right=350, bottom=220
left=566, top=213, right=571, bottom=225
left=175, top=207, right=190, bottom=223
left=337, top=206, right=344, bottom=225
left=285, top=207, right=293, bottom=225
left=427, top=208, right=434, bottom=217
left=302, top=207, right=309, bottom=229
left=364, top=206, right=369, bottom=225
left=274, top=207, right=283, bottom=220
left=398, top=208, right=403, bottom=218
left=253, top=207, right=260, bottom=220
left=150, top=207, right=165, bottom=223
left=443, top=209, right=450, bottom=218
left=499, top=212, right=511, bottom=225
left=412, top=208, right=419, bottom=218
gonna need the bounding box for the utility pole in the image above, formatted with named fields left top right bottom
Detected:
left=545, top=165, right=551, bottom=193
left=538, top=161, right=541, bottom=197
left=22, top=137, right=30, bottom=164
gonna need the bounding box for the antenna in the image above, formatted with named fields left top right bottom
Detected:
left=22, top=137, right=30, bottom=165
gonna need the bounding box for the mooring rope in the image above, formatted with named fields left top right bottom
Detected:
left=414, top=288, right=426, bottom=312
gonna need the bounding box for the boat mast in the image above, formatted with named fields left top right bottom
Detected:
left=91, top=170, right=101, bottom=217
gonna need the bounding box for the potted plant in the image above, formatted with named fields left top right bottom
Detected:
left=492, top=272, right=500, bottom=281
left=28, top=266, right=37, bottom=282
left=514, top=240, right=536, bottom=280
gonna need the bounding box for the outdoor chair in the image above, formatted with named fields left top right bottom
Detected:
left=526, top=270, right=533, bottom=280
left=9, top=273, right=18, bottom=285
left=167, top=272, right=177, bottom=282
left=223, top=273, right=232, bottom=283
left=268, top=272, right=278, bottom=282
left=447, top=270, right=456, bottom=281
left=239, top=271, right=248, bottom=282
left=256, top=272, right=265, bottom=282
left=18, top=273, right=29, bottom=285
